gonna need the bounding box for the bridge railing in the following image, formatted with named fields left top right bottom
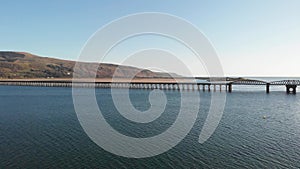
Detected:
left=232, top=80, right=267, bottom=85
left=270, top=80, right=300, bottom=85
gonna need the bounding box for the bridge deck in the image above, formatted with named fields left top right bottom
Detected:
left=0, top=79, right=299, bottom=94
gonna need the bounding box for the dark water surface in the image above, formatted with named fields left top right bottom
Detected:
left=1, top=86, right=300, bottom=168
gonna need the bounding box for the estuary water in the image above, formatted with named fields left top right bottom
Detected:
left=1, top=82, right=300, bottom=168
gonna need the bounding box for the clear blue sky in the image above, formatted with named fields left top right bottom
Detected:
left=1, top=0, right=300, bottom=76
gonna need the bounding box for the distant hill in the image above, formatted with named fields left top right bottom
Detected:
left=0, top=52, right=175, bottom=79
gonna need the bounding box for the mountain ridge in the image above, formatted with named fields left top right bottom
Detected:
left=0, top=51, right=175, bottom=79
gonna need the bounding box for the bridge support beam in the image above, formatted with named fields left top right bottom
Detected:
left=286, top=85, right=297, bottom=94
left=266, top=83, right=270, bottom=94
left=228, top=83, right=232, bottom=93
